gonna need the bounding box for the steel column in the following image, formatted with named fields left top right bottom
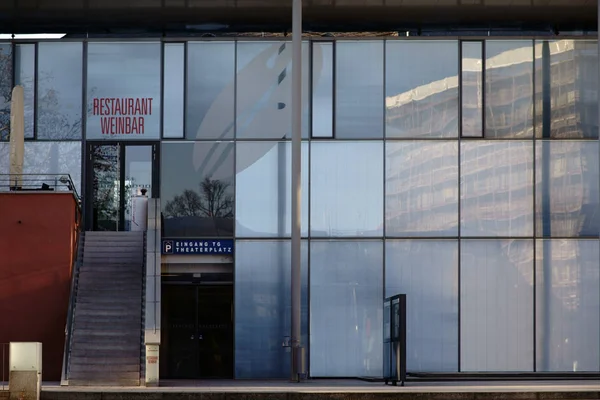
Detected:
left=290, top=0, right=303, bottom=383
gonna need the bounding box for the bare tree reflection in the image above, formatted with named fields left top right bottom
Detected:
left=163, top=177, right=233, bottom=237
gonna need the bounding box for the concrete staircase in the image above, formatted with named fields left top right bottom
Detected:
left=67, top=231, right=145, bottom=386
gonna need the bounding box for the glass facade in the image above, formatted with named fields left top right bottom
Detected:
left=1, top=38, right=599, bottom=377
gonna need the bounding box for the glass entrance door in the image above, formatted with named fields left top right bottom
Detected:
left=86, top=142, right=159, bottom=231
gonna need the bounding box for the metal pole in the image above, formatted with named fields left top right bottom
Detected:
left=290, top=0, right=303, bottom=383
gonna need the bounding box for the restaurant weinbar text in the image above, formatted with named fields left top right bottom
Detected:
left=162, top=239, right=234, bottom=255
left=92, top=97, right=153, bottom=135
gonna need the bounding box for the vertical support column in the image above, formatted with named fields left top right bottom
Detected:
left=144, top=198, right=162, bottom=386
left=290, top=0, right=303, bottom=383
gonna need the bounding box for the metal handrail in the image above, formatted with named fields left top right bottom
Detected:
left=0, top=174, right=80, bottom=203
left=60, top=206, right=83, bottom=385
left=1, top=343, right=8, bottom=391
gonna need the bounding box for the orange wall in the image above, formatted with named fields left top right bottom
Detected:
left=0, top=193, right=80, bottom=382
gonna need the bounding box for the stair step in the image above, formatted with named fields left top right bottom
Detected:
left=74, top=308, right=141, bottom=317
left=71, top=341, right=140, bottom=352
left=76, top=295, right=142, bottom=304
left=78, top=276, right=143, bottom=283
left=76, top=295, right=142, bottom=303
left=68, top=370, right=140, bottom=380
left=72, top=336, right=140, bottom=347
left=75, top=305, right=142, bottom=315
left=68, top=363, right=140, bottom=373
left=68, top=379, right=141, bottom=387
left=76, top=291, right=142, bottom=301
left=70, top=347, right=141, bottom=357
left=73, top=329, right=140, bottom=337
left=70, top=356, right=141, bottom=365
left=83, top=256, right=143, bottom=264
left=79, top=265, right=143, bottom=272
left=73, top=322, right=141, bottom=331
left=85, top=231, right=144, bottom=237
left=77, top=285, right=142, bottom=292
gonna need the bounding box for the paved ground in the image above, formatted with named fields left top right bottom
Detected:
left=40, top=379, right=600, bottom=393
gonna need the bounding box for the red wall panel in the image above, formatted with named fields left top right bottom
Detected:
left=0, top=193, right=80, bottom=382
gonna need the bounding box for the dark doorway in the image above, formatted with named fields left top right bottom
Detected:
left=85, top=141, right=160, bottom=231
left=161, top=281, right=234, bottom=379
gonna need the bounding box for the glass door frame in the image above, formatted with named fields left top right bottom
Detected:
left=85, top=140, right=160, bottom=231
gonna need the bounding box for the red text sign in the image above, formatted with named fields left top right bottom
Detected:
left=92, top=97, right=154, bottom=135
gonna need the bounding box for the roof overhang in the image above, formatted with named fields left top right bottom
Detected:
left=0, top=0, right=597, bottom=34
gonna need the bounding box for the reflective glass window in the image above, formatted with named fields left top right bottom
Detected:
left=485, top=41, right=534, bottom=138
left=535, top=40, right=598, bottom=139
left=235, top=141, right=309, bottom=237
left=86, top=42, right=161, bottom=140
left=0, top=44, right=12, bottom=141
left=385, top=41, right=459, bottom=138
left=186, top=42, right=234, bottom=140
left=312, top=42, right=333, bottom=138
left=536, top=239, right=599, bottom=371
left=386, top=141, right=458, bottom=236
left=161, top=141, right=234, bottom=237
left=460, top=141, right=534, bottom=237
left=37, top=42, right=83, bottom=140
left=385, top=240, right=458, bottom=372
left=234, top=240, right=308, bottom=378
left=21, top=141, right=81, bottom=194
left=461, top=239, right=534, bottom=371
left=461, top=41, right=483, bottom=138
left=310, top=240, right=383, bottom=377
left=0, top=142, right=9, bottom=176
left=163, top=43, right=184, bottom=138
left=536, top=141, right=599, bottom=237
left=15, top=44, right=35, bottom=139
left=335, top=41, right=384, bottom=139
left=310, top=141, right=383, bottom=237
left=236, top=41, right=309, bottom=140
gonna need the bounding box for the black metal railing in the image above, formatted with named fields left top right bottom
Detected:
left=0, top=174, right=80, bottom=203
left=61, top=231, right=84, bottom=384
left=1, top=343, right=8, bottom=391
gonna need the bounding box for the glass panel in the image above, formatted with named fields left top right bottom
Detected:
left=236, top=41, right=309, bottom=140
left=335, top=41, right=384, bottom=139
left=310, top=240, right=383, bottom=377
left=535, top=40, right=598, bottom=139
left=385, top=41, right=459, bottom=138
left=461, top=41, right=483, bottom=138
left=0, top=142, right=7, bottom=176
left=87, top=42, right=161, bottom=140
left=536, top=141, right=599, bottom=237
left=235, top=141, right=309, bottom=237
left=485, top=40, right=534, bottom=138
left=161, top=141, right=234, bottom=237
left=186, top=42, right=234, bottom=140
left=163, top=43, right=184, bottom=138
left=20, top=141, right=82, bottom=195
left=124, top=146, right=152, bottom=231
left=385, top=240, right=458, bottom=372
left=310, top=141, right=383, bottom=237
left=460, top=141, right=534, bottom=237
left=385, top=141, right=458, bottom=236
left=536, top=239, right=600, bottom=371
left=312, top=42, right=333, bottom=138
left=461, top=239, right=534, bottom=371
left=234, top=240, right=308, bottom=378
left=37, top=42, right=83, bottom=140
left=0, top=44, right=12, bottom=141
left=15, top=44, right=35, bottom=139
left=92, top=145, right=120, bottom=231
